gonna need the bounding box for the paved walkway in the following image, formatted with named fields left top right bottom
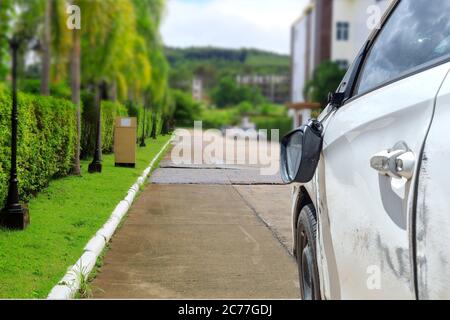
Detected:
left=92, top=131, right=299, bottom=299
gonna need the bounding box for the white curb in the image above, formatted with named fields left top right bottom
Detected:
left=47, top=136, right=174, bottom=300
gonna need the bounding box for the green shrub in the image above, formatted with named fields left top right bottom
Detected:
left=19, top=79, right=40, bottom=95
left=237, top=101, right=253, bottom=116
left=125, top=100, right=153, bottom=141
left=201, top=107, right=240, bottom=129
left=304, top=61, right=346, bottom=107
left=50, top=82, right=72, bottom=100
left=172, top=89, right=202, bottom=127
left=80, top=92, right=128, bottom=158
left=20, top=79, right=72, bottom=100
left=0, top=88, right=77, bottom=207
left=258, top=103, right=287, bottom=116
left=251, top=115, right=292, bottom=141
left=101, top=101, right=128, bottom=153
left=211, top=77, right=265, bottom=108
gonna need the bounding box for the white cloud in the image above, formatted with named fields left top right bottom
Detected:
left=161, top=0, right=309, bottom=54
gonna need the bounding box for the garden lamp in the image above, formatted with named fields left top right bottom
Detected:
left=0, top=36, right=30, bottom=230
left=88, top=83, right=103, bottom=173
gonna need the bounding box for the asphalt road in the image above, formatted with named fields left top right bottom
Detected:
left=92, top=130, right=299, bottom=299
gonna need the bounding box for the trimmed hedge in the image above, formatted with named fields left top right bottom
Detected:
left=0, top=84, right=167, bottom=205
left=80, top=93, right=128, bottom=158
left=0, top=88, right=77, bottom=207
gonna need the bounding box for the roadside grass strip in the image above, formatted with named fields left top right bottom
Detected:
left=47, top=136, right=174, bottom=299
left=0, top=135, right=173, bottom=299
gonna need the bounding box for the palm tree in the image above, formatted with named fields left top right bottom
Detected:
left=12, top=0, right=51, bottom=95
left=3, top=0, right=170, bottom=173
left=40, top=0, right=52, bottom=95
left=70, top=2, right=81, bottom=175
left=132, top=0, right=169, bottom=139
left=78, top=0, right=143, bottom=172
left=0, top=0, right=12, bottom=80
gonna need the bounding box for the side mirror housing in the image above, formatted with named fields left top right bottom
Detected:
left=327, top=91, right=345, bottom=108
left=280, top=120, right=323, bottom=184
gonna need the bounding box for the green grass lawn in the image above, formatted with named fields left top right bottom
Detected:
left=0, top=135, right=172, bottom=299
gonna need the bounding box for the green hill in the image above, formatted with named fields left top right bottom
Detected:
left=166, top=46, right=289, bottom=69
left=165, top=46, right=290, bottom=92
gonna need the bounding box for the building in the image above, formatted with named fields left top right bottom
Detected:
left=289, top=0, right=391, bottom=127
left=331, top=0, right=392, bottom=68
left=192, top=77, right=203, bottom=101
left=236, top=74, right=290, bottom=104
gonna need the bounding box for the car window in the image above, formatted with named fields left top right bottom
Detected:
left=356, top=0, right=450, bottom=96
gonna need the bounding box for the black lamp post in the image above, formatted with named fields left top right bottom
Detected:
left=0, top=37, right=30, bottom=230
left=140, top=105, right=147, bottom=147
left=88, top=83, right=103, bottom=173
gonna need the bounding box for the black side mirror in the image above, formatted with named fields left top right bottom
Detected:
left=280, top=120, right=323, bottom=184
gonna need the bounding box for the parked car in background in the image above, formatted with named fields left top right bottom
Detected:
left=282, top=0, right=450, bottom=299
left=221, top=116, right=267, bottom=140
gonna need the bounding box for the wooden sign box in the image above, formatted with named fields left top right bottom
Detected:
left=114, top=117, right=137, bottom=168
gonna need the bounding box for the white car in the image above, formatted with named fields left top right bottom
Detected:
left=281, top=0, right=450, bottom=299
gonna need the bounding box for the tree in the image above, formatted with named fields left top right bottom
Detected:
left=10, top=0, right=72, bottom=87
left=211, top=77, right=265, bottom=108
left=52, top=0, right=72, bottom=83
left=2, top=0, right=170, bottom=169
left=40, top=0, right=52, bottom=95
left=211, top=77, right=238, bottom=108
left=303, top=61, right=346, bottom=107
left=131, top=0, right=170, bottom=138
left=69, top=1, right=81, bottom=175
left=77, top=0, right=136, bottom=89
left=0, top=0, right=12, bottom=81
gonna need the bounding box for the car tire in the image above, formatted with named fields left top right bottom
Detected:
left=296, top=204, right=321, bottom=300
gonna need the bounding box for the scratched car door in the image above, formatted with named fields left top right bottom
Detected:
left=415, top=67, right=450, bottom=300
left=320, top=0, right=450, bottom=299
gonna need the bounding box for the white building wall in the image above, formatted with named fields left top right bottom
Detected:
left=309, top=5, right=317, bottom=71
left=291, top=0, right=392, bottom=103
left=292, top=16, right=308, bottom=103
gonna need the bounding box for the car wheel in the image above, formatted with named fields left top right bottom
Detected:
left=296, top=204, right=321, bottom=300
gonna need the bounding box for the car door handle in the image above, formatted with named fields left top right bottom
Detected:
left=370, top=142, right=415, bottom=180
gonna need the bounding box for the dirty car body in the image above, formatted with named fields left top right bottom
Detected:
left=290, top=0, right=450, bottom=299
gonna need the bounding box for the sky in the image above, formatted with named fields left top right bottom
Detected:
left=161, top=0, right=309, bottom=55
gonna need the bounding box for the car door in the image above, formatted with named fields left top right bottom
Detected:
left=415, top=68, right=450, bottom=300
left=317, top=0, right=450, bottom=299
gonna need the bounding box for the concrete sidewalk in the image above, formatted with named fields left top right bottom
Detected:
left=91, top=132, right=299, bottom=299
left=92, top=184, right=298, bottom=299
